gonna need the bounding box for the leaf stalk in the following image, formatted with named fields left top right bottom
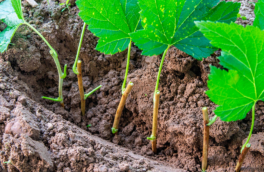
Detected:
left=154, top=46, right=170, bottom=94
left=73, top=23, right=87, bottom=75
left=122, top=40, right=132, bottom=93
left=241, top=103, right=255, bottom=152
left=24, top=22, right=67, bottom=105
left=147, top=46, right=170, bottom=153
left=207, top=115, right=218, bottom=126
left=84, top=85, right=102, bottom=100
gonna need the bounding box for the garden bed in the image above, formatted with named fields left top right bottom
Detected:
left=0, top=0, right=264, bottom=171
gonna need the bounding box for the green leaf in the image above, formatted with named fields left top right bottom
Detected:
left=196, top=21, right=264, bottom=121
left=241, top=16, right=247, bottom=20
left=206, top=66, right=255, bottom=121
left=11, top=0, right=24, bottom=20
left=76, top=0, right=141, bottom=55
left=147, top=135, right=156, bottom=141
left=130, top=0, right=240, bottom=59
left=111, top=127, right=118, bottom=134
left=254, top=0, right=264, bottom=30
left=0, top=0, right=24, bottom=53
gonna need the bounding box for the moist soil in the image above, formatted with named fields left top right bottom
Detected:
left=0, top=0, right=264, bottom=172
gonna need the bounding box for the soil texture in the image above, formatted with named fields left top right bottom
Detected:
left=0, top=0, right=264, bottom=172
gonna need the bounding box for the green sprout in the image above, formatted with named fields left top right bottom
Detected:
left=87, top=124, right=91, bottom=128
left=59, top=0, right=71, bottom=12
left=0, top=0, right=67, bottom=106
left=237, top=13, right=247, bottom=20
left=4, top=160, right=12, bottom=164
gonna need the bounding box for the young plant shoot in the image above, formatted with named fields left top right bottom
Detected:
left=76, top=0, right=141, bottom=133
left=196, top=0, right=264, bottom=168
left=72, top=23, right=102, bottom=116
left=60, top=0, right=71, bottom=12
left=130, top=0, right=240, bottom=152
left=0, top=0, right=67, bottom=106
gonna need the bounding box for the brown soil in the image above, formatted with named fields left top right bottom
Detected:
left=0, top=0, right=264, bottom=172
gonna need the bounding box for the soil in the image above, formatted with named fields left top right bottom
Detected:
left=0, top=0, right=264, bottom=172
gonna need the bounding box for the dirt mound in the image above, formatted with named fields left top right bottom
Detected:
left=0, top=0, right=264, bottom=172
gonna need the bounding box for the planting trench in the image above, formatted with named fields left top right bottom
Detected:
left=0, top=0, right=264, bottom=171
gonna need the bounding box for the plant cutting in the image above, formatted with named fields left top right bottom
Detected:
left=76, top=0, right=141, bottom=133
left=130, top=0, right=240, bottom=153
left=72, top=23, right=102, bottom=115
left=196, top=0, right=264, bottom=168
left=202, top=107, right=209, bottom=172
left=0, top=0, right=67, bottom=106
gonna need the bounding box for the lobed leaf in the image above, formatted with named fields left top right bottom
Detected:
left=254, top=0, right=264, bottom=30
left=0, top=0, right=24, bottom=53
left=207, top=66, right=255, bottom=121
left=76, top=0, right=141, bottom=55
left=196, top=21, right=264, bottom=121
left=130, top=0, right=240, bottom=59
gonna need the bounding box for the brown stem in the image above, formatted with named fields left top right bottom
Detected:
left=112, top=82, right=133, bottom=134
left=235, top=144, right=250, bottom=172
left=202, top=107, right=209, bottom=171
left=151, top=91, right=160, bottom=153
left=61, top=102, right=65, bottom=108
left=77, top=60, right=85, bottom=115
left=152, top=140, right=157, bottom=153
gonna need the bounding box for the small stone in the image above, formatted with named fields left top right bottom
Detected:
left=197, top=100, right=205, bottom=107
left=47, top=123, right=53, bottom=131
left=17, top=95, right=27, bottom=106
left=119, top=163, right=129, bottom=172
left=0, top=84, right=5, bottom=90
left=0, top=106, right=10, bottom=123
left=99, top=165, right=108, bottom=172
left=87, top=147, right=95, bottom=156
left=5, top=121, right=14, bottom=134
left=122, top=123, right=134, bottom=136
left=100, top=147, right=107, bottom=156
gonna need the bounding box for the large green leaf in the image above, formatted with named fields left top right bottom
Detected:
left=254, top=0, right=264, bottom=30
left=76, top=0, right=141, bottom=55
left=130, top=0, right=240, bottom=59
left=11, top=0, right=24, bottom=20
left=196, top=21, right=264, bottom=121
left=0, top=0, right=24, bottom=53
